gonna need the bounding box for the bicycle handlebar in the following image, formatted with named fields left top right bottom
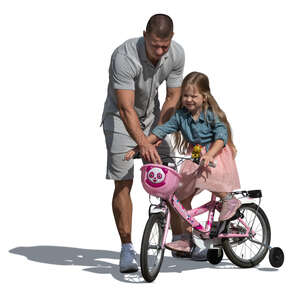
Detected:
left=200, top=160, right=216, bottom=168
left=133, top=153, right=216, bottom=168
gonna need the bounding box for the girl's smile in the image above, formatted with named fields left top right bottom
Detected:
left=182, top=85, right=205, bottom=119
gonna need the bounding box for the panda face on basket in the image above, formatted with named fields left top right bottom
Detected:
left=146, top=166, right=168, bottom=187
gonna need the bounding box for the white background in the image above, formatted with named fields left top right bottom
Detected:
left=1, top=0, right=299, bottom=291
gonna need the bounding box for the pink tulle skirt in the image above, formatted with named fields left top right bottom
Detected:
left=175, top=145, right=241, bottom=201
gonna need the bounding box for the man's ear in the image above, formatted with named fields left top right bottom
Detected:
left=143, top=31, right=147, bottom=38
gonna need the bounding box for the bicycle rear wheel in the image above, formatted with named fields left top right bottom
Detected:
left=222, top=203, right=271, bottom=268
left=140, top=213, right=166, bottom=282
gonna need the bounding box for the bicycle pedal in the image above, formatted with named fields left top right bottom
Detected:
left=210, top=221, right=226, bottom=238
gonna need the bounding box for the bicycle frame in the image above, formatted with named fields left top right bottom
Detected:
left=140, top=157, right=258, bottom=249
left=159, top=192, right=256, bottom=249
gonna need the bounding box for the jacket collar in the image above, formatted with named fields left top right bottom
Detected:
left=182, top=108, right=205, bottom=123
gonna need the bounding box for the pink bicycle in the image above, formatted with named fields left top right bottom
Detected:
left=138, top=154, right=284, bottom=282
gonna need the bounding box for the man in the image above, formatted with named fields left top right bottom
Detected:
left=101, top=14, right=184, bottom=273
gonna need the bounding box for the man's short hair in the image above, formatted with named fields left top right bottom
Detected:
left=146, top=14, right=173, bottom=39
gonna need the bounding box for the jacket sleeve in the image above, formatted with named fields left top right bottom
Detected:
left=152, top=112, right=180, bottom=139
left=211, top=114, right=228, bottom=146
left=166, top=43, right=185, bottom=88
left=110, top=52, right=136, bottom=90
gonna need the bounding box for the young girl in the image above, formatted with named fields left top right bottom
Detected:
left=126, top=71, right=241, bottom=254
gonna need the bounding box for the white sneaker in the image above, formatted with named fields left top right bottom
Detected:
left=119, top=245, right=138, bottom=273
left=191, top=246, right=208, bottom=261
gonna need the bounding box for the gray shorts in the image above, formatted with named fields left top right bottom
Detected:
left=103, top=130, right=175, bottom=181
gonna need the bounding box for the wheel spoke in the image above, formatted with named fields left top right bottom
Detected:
left=223, top=204, right=270, bottom=267
left=244, top=241, right=257, bottom=257
left=141, top=214, right=166, bottom=281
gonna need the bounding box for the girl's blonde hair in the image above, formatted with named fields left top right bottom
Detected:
left=173, top=72, right=237, bottom=156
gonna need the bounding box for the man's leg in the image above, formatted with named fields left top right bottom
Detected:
left=103, top=130, right=136, bottom=244
left=112, top=180, right=133, bottom=243
left=112, top=179, right=138, bottom=273
left=103, top=130, right=138, bottom=272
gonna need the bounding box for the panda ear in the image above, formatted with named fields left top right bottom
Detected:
left=162, top=168, right=168, bottom=174
left=146, top=166, right=152, bottom=172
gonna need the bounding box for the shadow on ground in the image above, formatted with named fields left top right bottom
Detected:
left=9, top=246, right=277, bottom=283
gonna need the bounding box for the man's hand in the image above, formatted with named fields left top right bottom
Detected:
left=124, top=138, right=163, bottom=163
left=139, top=142, right=162, bottom=164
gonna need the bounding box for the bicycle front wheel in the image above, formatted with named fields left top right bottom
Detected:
left=140, top=213, right=166, bottom=282
left=222, top=203, right=271, bottom=268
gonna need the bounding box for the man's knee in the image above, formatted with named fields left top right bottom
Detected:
left=114, top=179, right=133, bottom=195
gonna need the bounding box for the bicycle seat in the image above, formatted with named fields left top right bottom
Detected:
left=247, top=190, right=262, bottom=198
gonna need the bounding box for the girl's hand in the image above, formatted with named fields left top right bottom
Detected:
left=200, top=153, right=214, bottom=167
left=154, top=139, right=162, bottom=147
left=124, top=147, right=139, bottom=161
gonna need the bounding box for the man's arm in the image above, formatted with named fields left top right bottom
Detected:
left=160, top=42, right=185, bottom=124
left=116, top=89, right=162, bottom=164
left=158, top=87, right=181, bottom=125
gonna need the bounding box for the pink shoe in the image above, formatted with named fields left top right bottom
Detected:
left=165, top=239, right=192, bottom=253
left=219, top=198, right=241, bottom=221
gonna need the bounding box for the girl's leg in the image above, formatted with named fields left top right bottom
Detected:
left=165, top=195, right=194, bottom=253
left=166, top=194, right=209, bottom=260
left=170, top=194, right=194, bottom=236
left=168, top=202, right=184, bottom=235
left=214, top=192, right=241, bottom=221
left=181, top=196, right=193, bottom=235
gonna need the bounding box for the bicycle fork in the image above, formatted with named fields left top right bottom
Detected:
left=148, top=199, right=171, bottom=249
left=161, top=208, right=171, bottom=248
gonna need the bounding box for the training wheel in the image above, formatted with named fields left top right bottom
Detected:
left=269, top=247, right=284, bottom=268
left=207, top=249, right=223, bottom=265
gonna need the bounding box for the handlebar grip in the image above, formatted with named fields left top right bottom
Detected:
left=208, top=161, right=216, bottom=168
left=198, top=159, right=216, bottom=168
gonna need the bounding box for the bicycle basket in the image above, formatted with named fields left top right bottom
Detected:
left=140, top=164, right=182, bottom=200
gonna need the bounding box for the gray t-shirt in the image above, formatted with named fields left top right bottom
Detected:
left=101, top=37, right=185, bottom=136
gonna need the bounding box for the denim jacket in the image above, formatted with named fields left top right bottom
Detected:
left=152, top=108, right=228, bottom=151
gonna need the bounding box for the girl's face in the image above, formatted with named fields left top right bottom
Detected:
left=181, top=85, right=205, bottom=115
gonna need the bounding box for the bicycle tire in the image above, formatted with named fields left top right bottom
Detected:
left=222, top=203, right=271, bottom=268
left=140, top=213, right=166, bottom=282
